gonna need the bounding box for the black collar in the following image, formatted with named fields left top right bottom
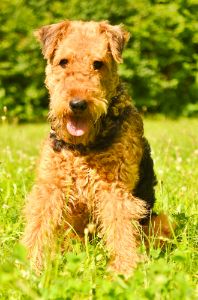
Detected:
left=50, top=130, right=88, bottom=153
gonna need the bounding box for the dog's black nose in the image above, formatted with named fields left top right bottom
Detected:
left=69, top=99, right=87, bottom=111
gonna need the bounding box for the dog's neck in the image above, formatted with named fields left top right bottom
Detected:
left=50, top=84, right=133, bottom=154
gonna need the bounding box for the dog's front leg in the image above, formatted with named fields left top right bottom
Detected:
left=22, top=182, right=66, bottom=271
left=96, top=182, right=147, bottom=275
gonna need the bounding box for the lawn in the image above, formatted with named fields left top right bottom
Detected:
left=0, top=118, right=197, bottom=299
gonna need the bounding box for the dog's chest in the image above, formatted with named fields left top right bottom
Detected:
left=62, top=147, right=139, bottom=202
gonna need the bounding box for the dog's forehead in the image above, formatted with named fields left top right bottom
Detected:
left=56, top=22, right=108, bottom=60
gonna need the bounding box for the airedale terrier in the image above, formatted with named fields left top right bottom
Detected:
left=23, top=20, right=172, bottom=275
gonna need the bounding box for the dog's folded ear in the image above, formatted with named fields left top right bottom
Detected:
left=100, top=21, right=130, bottom=63
left=34, top=20, right=70, bottom=60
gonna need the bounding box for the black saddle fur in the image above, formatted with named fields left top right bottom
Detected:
left=133, top=138, right=157, bottom=224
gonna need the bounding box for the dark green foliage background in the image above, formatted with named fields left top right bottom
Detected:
left=0, top=0, right=198, bottom=121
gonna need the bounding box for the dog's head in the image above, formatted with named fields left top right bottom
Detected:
left=36, top=20, right=129, bottom=144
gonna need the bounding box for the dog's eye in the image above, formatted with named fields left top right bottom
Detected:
left=59, top=59, right=68, bottom=68
left=93, top=61, right=104, bottom=70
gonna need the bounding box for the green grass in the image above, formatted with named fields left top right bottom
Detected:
left=0, top=119, right=197, bottom=299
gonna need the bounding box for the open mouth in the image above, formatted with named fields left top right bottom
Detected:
left=66, top=116, right=90, bottom=137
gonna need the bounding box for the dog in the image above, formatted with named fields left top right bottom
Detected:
left=22, top=20, right=172, bottom=275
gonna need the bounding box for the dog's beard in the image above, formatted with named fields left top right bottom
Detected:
left=49, top=97, right=108, bottom=145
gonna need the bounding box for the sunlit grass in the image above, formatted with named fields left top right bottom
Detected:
left=0, top=119, right=197, bottom=299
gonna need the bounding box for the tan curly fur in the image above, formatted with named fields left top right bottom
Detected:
left=22, top=20, right=172, bottom=275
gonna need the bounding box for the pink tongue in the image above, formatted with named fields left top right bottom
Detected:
left=67, top=118, right=88, bottom=136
